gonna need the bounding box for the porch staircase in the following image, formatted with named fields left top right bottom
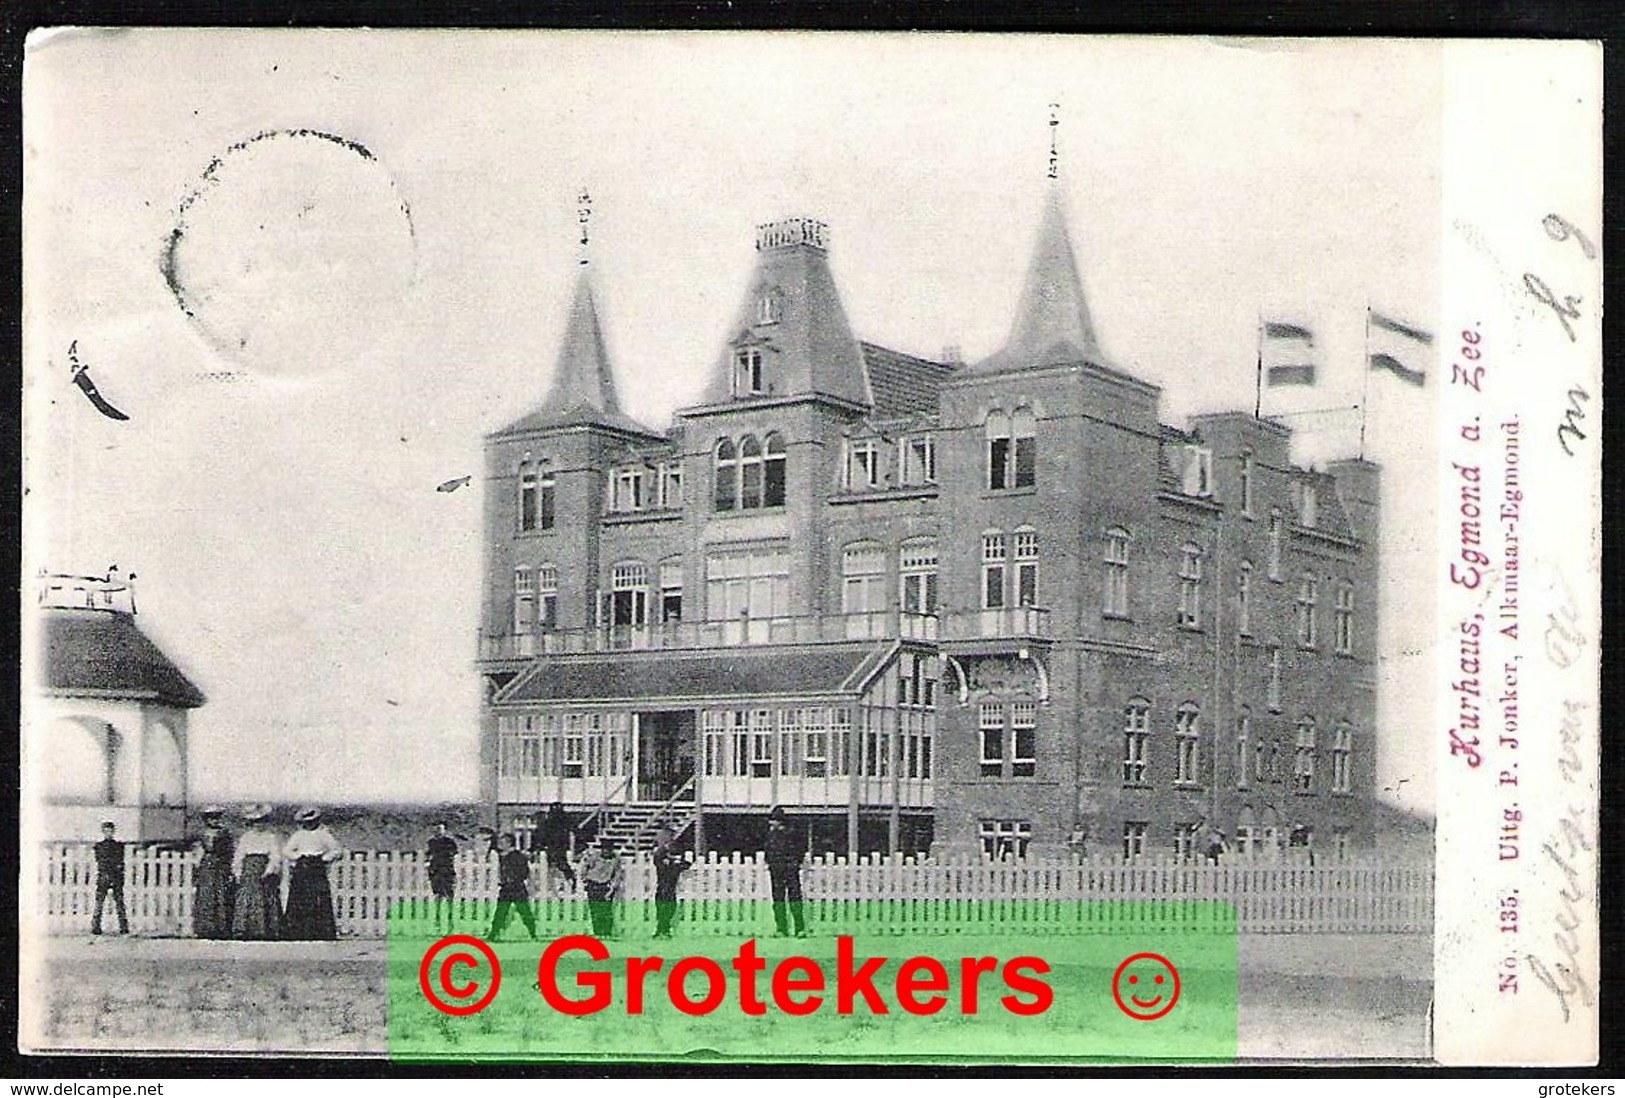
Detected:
left=581, top=777, right=698, bottom=855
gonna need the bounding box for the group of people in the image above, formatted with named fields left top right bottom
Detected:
left=90, top=805, right=347, bottom=940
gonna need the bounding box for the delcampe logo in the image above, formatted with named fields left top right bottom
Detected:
left=386, top=901, right=1237, bottom=1063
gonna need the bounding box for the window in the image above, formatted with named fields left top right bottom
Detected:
left=1174, top=704, right=1200, bottom=785
left=979, top=703, right=1004, bottom=778
left=519, top=463, right=556, bottom=532
left=1332, top=722, right=1353, bottom=793
left=513, top=566, right=535, bottom=636
left=612, top=466, right=647, bottom=512
left=1122, top=699, right=1150, bottom=784
left=898, top=651, right=938, bottom=709
left=1172, top=823, right=1201, bottom=862
left=1334, top=582, right=1354, bottom=655
left=980, top=819, right=1031, bottom=861
left=1014, top=528, right=1039, bottom=607
left=607, top=562, right=649, bottom=639
left=1294, top=717, right=1317, bottom=793
left=750, top=709, right=774, bottom=778
left=739, top=435, right=764, bottom=510
left=1010, top=701, right=1037, bottom=778
left=734, top=347, right=765, bottom=395
left=982, top=531, right=1007, bottom=609
left=1253, top=736, right=1269, bottom=785
left=659, top=558, right=683, bottom=624
left=844, top=438, right=880, bottom=490
left=1103, top=527, right=1130, bottom=618
left=537, top=564, right=558, bottom=631
left=1268, top=509, right=1284, bottom=580
left=986, top=408, right=1036, bottom=490
left=1298, top=480, right=1319, bottom=528
left=563, top=713, right=586, bottom=778
left=1240, top=451, right=1255, bottom=516
left=756, top=289, right=782, bottom=326
left=714, top=439, right=737, bottom=512
left=1182, top=445, right=1213, bottom=497
left=1267, top=646, right=1283, bottom=712
left=1122, top=822, right=1149, bottom=862
left=1334, top=828, right=1352, bottom=860
left=706, top=549, right=791, bottom=627
left=1237, top=562, right=1253, bottom=636
left=841, top=543, right=887, bottom=614
left=801, top=709, right=828, bottom=778
left=520, top=466, right=537, bottom=531
left=899, top=539, right=939, bottom=614
left=1296, top=574, right=1318, bottom=648
left=1236, top=707, right=1251, bottom=790
left=900, top=435, right=936, bottom=485
left=763, top=433, right=786, bottom=508
left=1178, top=544, right=1203, bottom=629
left=658, top=461, right=683, bottom=508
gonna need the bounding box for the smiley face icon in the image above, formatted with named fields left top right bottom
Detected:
left=1111, top=952, right=1181, bottom=1021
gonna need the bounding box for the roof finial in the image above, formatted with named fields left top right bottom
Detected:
left=577, top=189, right=593, bottom=267
left=1047, top=102, right=1060, bottom=181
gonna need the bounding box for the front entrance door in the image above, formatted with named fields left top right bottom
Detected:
left=637, top=711, right=695, bottom=802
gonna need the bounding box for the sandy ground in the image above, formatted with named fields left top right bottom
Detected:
left=20, top=932, right=1432, bottom=1062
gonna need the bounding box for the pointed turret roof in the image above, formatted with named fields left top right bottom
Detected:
left=697, top=218, right=873, bottom=410
left=495, top=270, right=657, bottom=438
left=970, top=188, right=1105, bottom=375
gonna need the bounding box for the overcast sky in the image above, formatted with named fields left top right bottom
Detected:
left=23, top=32, right=1440, bottom=811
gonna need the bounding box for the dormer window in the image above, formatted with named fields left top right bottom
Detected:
left=844, top=438, right=880, bottom=490
left=756, top=289, right=783, bottom=326
left=1182, top=445, right=1214, bottom=497
left=733, top=348, right=765, bottom=396
left=899, top=434, right=936, bottom=486
left=1297, top=481, right=1319, bottom=528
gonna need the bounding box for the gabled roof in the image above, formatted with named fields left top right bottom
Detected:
left=494, top=270, right=661, bottom=439
left=970, top=188, right=1105, bottom=376
left=497, top=643, right=893, bottom=706
left=42, top=610, right=206, bottom=708
left=861, top=343, right=958, bottom=422
left=699, top=223, right=873, bottom=410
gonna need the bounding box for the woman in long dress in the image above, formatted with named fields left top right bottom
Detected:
left=282, top=807, right=345, bottom=940
left=231, top=805, right=284, bottom=939
left=192, top=807, right=235, bottom=939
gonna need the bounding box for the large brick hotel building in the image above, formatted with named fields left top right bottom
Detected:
left=475, top=192, right=1380, bottom=860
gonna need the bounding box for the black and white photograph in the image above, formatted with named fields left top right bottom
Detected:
left=18, top=31, right=1601, bottom=1067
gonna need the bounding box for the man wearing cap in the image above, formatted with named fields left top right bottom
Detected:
left=425, top=821, right=459, bottom=933
left=487, top=834, right=539, bottom=941
left=231, top=805, right=284, bottom=940
left=763, top=807, right=807, bottom=938
left=282, top=807, right=345, bottom=940
left=192, top=806, right=235, bottom=940
left=91, top=821, right=128, bottom=936
left=651, top=826, right=691, bottom=939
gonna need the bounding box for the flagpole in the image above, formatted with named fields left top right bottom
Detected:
left=1254, top=313, right=1263, bottom=420
left=1358, top=303, right=1372, bottom=460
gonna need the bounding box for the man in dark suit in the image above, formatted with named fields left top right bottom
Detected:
left=651, top=826, right=691, bottom=939
left=92, top=821, right=128, bottom=935
left=487, top=834, right=538, bottom=941
left=763, top=807, right=807, bottom=938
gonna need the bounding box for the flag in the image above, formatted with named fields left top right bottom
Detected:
left=1260, top=320, right=1317, bottom=387
left=1262, top=321, right=1315, bottom=344
left=1367, top=311, right=1432, bottom=387
left=1267, top=364, right=1317, bottom=386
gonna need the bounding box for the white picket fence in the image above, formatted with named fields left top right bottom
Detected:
left=36, top=846, right=1433, bottom=937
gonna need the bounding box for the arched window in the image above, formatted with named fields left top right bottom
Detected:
left=1121, top=698, right=1151, bottom=784
left=1174, top=703, right=1200, bottom=784
left=841, top=542, right=887, bottom=614
left=1103, top=527, right=1130, bottom=618
left=1296, top=573, right=1319, bottom=648
left=763, top=432, right=787, bottom=507
left=714, top=438, right=737, bottom=512
left=739, top=435, right=764, bottom=510
left=1237, top=561, right=1253, bottom=636
left=1294, top=716, right=1318, bottom=792
left=1178, top=543, right=1203, bottom=628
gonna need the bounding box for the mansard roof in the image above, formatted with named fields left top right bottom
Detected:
left=698, top=219, right=872, bottom=410
left=969, top=188, right=1106, bottom=376
left=494, top=270, right=661, bottom=440
left=42, top=609, right=206, bottom=709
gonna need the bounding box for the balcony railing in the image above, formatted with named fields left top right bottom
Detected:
left=478, top=610, right=939, bottom=659
left=940, top=605, right=1052, bottom=642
